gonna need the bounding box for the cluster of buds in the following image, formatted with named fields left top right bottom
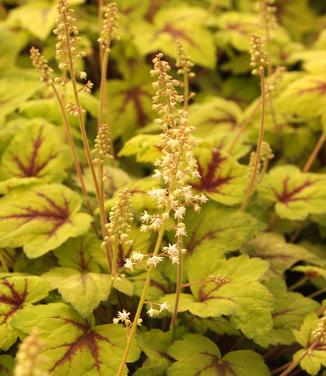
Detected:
left=98, top=2, right=119, bottom=52
left=113, top=309, right=143, bottom=327
left=210, top=274, right=230, bottom=288
left=54, top=0, right=86, bottom=75
left=266, top=66, right=286, bottom=93
left=14, top=329, right=49, bottom=376
left=65, top=102, right=84, bottom=117
left=175, top=40, right=195, bottom=79
left=312, top=315, right=326, bottom=344
left=93, top=123, right=113, bottom=163
left=30, top=47, right=54, bottom=87
left=146, top=301, right=169, bottom=318
left=260, top=141, right=274, bottom=163
left=249, top=33, right=269, bottom=76
left=106, top=189, right=133, bottom=247
left=256, top=0, right=278, bottom=35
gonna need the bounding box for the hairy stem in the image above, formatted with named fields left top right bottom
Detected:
left=241, top=71, right=266, bottom=211
left=63, top=14, right=113, bottom=270
left=170, top=242, right=183, bottom=330
left=115, top=224, right=166, bottom=376
left=51, top=83, right=97, bottom=231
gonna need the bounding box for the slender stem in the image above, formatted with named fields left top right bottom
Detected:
left=271, top=362, right=292, bottom=375
left=303, top=132, right=325, bottom=172
left=51, top=83, right=97, bottom=231
left=241, top=71, right=266, bottom=211
left=111, top=237, right=119, bottom=276
left=63, top=15, right=113, bottom=269
left=98, top=0, right=104, bottom=64
left=115, top=224, right=166, bottom=376
left=289, top=276, right=308, bottom=291
left=227, top=99, right=261, bottom=154
left=279, top=340, right=320, bottom=376
left=308, top=287, right=326, bottom=299
left=170, top=245, right=183, bottom=330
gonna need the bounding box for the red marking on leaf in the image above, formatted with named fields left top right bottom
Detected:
left=197, top=354, right=236, bottom=376
left=226, top=22, right=253, bottom=35
left=0, top=279, right=28, bottom=323
left=192, top=149, right=233, bottom=192
left=118, top=86, right=152, bottom=126
left=9, top=125, right=58, bottom=178
left=155, top=22, right=198, bottom=47
left=78, top=238, right=91, bottom=272
left=0, top=191, right=71, bottom=237
left=272, top=176, right=314, bottom=204
left=298, top=79, right=326, bottom=96
left=49, top=318, right=111, bottom=373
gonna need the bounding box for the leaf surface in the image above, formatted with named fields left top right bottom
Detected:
left=0, top=184, right=92, bottom=257
left=0, top=276, right=50, bottom=350
left=12, top=303, right=140, bottom=376
left=167, top=333, right=269, bottom=375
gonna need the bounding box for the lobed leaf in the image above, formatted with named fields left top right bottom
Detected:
left=0, top=184, right=92, bottom=258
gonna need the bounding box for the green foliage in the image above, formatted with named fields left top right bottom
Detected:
left=1, top=0, right=326, bottom=375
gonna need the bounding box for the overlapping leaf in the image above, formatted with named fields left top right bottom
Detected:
left=0, top=121, right=70, bottom=193
left=242, top=233, right=315, bottom=278
left=12, top=303, right=140, bottom=376
left=119, top=134, right=161, bottom=163
left=167, top=333, right=270, bottom=375
left=292, top=313, right=326, bottom=375
left=184, top=202, right=266, bottom=260
left=104, top=77, right=153, bottom=140
left=259, top=165, right=326, bottom=220
left=0, top=184, right=92, bottom=258
left=0, top=355, right=14, bottom=375
left=192, top=147, right=248, bottom=205
left=0, top=275, right=50, bottom=350
left=257, top=279, right=319, bottom=347
left=164, top=255, right=274, bottom=343
left=133, top=7, right=216, bottom=68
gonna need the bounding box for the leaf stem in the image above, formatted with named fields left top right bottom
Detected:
left=241, top=70, right=266, bottom=211
left=303, top=132, right=325, bottom=172
left=0, top=250, right=8, bottom=272
left=115, top=224, right=166, bottom=376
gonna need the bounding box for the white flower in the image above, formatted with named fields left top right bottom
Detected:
left=112, top=318, right=120, bottom=325
left=200, top=194, right=208, bottom=204
left=131, top=251, right=145, bottom=262
left=164, top=243, right=178, bottom=257
left=123, top=258, right=134, bottom=271
left=147, top=307, right=159, bottom=317
left=159, top=302, right=169, bottom=312
left=137, top=318, right=143, bottom=326
left=80, top=71, right=87, bottom=79
left=147, top=255, right=164, bottom=268
left=117, top=309, right=130, bottom=321
left=174, top=206, right=185, bottom=219
left=140, top=211, right=151, bottom=223
left=151, top=216, right=162, bottom=231
left=176, top=223, right=186, bottom=237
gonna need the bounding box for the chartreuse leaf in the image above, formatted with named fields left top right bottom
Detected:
left=134, top=329, right=182, bottom=376
left=0, top=276, right=50, bottom=350
left=104, top=77, right=153, bottom=140
left=292, top=265, right=326, bottom=280
left=0, top=120, right=71, bottom=193
left=0, top=78, right=40, bottom=123
left=6, top=1, right=57, bottom=40
left=167, top=333, right=269, bottom=375
left=133, top=6, right=216, bottom=68
left=0, top=184, right=92, bottom=258
left=12, top=303, right=140, bottom=376
left=257, top=279, right=319, bottom=347
left=185, top=202, right=266, bottom=260
left=42, top=268, right=112, bottom=318
left=189, top=97, right=242, bottom=138
left=119, top=134, right=161, bottom=163
left=258, top=165, right=326, bottom=220
left=0, top=355, right=14, bottom=375
left=192, top=147, right=247, bottom=205
left=164, top=255, right=274, bottom=343
left=276, top=75, right=326, bottom=121
left=292, top=313, right=326, bottom=375
left=242, top=233, right=315, bottom=278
